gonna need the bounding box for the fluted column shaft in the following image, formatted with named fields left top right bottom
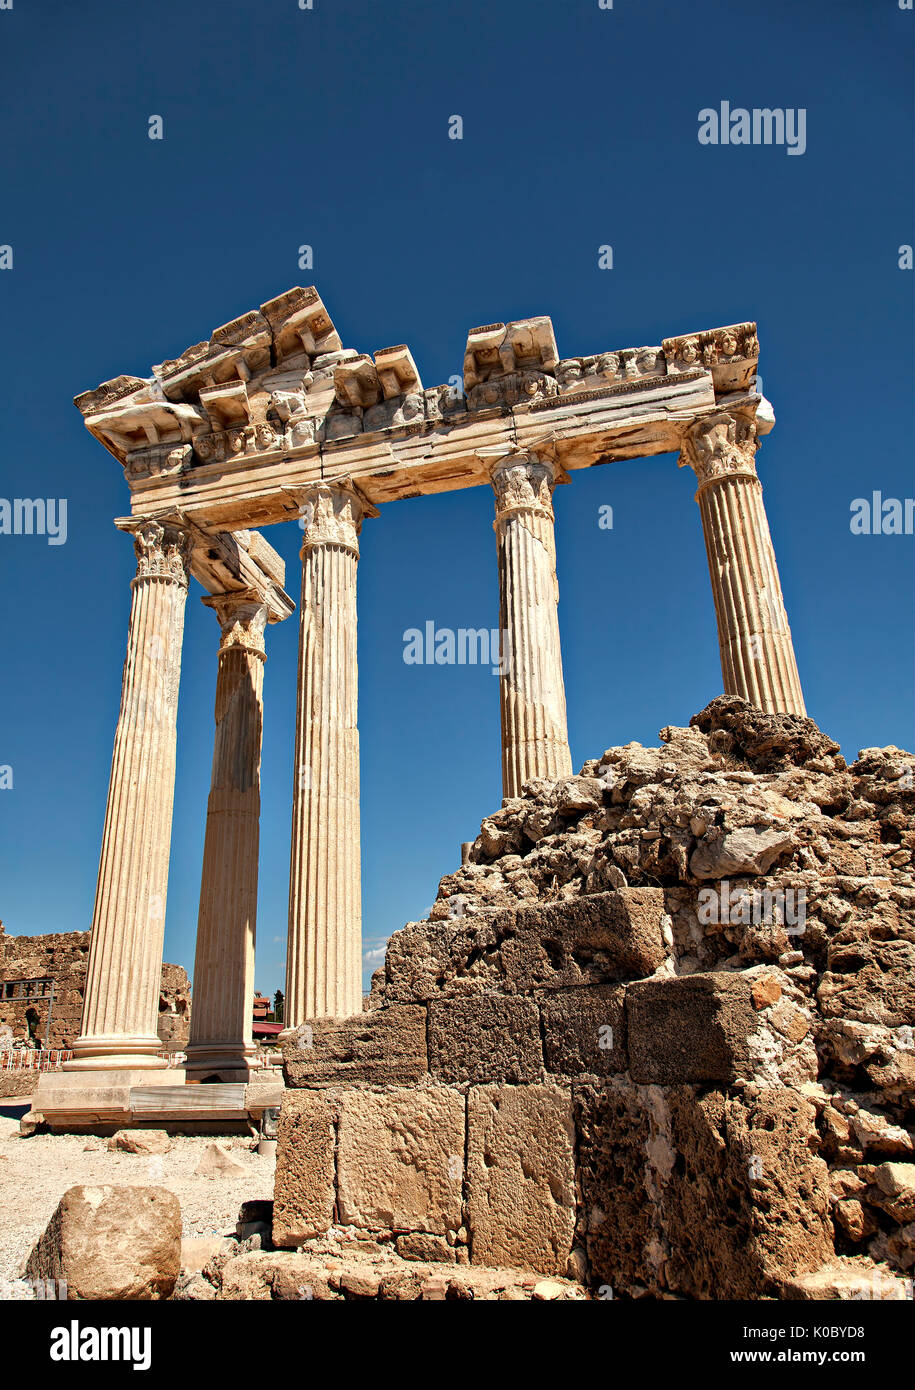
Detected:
left=491, top=454, right=573, bottom=798
left=185, top=593, right=268, bottom=1081
left=681, top=411, right=806, bottom=716
left=286, top=485, right=371, bottom=1024
left=67, top=520, right=191, bottom=1071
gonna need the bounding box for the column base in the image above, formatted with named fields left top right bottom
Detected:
left=63, top=1034, right=170, bottom=1071
left=184, top=1043, right=257, bottom=1084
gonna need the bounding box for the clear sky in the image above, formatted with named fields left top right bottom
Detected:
left=0, top=0, right=912, bottom=1001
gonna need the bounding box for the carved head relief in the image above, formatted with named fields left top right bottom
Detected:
left=556, top=359, right=584, bottom=391
left=679, top=338, right=700, bottom=367
left=717, top=331, right=739, bottom=359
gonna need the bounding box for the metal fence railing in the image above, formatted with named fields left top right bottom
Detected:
left=155, top=1050, right=186, bottom=1068
left=1, top=1048, right=72, bottom=1072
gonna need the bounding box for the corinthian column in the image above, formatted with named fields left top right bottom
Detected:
left=286, top=484, right=374, bottom=1024
left=680, top=410, right=806, bottom=716
left=184, top=592, right=268, bottom=1082
left=67, top=518, right=192, bottom=1071
left=488, top=451, right=573, bottom=798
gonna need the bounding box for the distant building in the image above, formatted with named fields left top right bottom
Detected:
left=0, top=920, right=190, bottom=1051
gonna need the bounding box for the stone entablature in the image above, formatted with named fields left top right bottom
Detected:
left=74, top=290, right=761, bottom=529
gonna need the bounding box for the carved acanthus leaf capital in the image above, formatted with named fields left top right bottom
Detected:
left=295, top=483, right=376, bottom=558
left=203, top=589, right=269, bottom=657
left=122, top=518, right=193, bottom=586
left=486, top=450, right=558, bottom=521
left=680, top=412, right=760, bottom=488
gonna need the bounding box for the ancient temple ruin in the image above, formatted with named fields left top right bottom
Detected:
left=35, top=288, right=807, bottom=1124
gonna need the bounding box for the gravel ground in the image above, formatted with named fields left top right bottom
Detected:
left=0, top=1108, right=275, bottom=1298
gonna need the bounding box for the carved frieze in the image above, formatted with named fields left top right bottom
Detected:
left=467, top=370, right=559, bottom=412
left=123, top=443, right=193, bottom=483
left=193, top=421, right=283, bottom=465
left=556, top=346, right=666, bottom=394
left=663, top=322, right=759, bottom=393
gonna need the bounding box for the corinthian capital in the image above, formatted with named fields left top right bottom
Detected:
left=203, top=590, right=269, bottom=657
left=295, top=483, right=376, bottom=558
left=488, top=452, right=557, bottom=521
left=680, top=411, right=760, bottom=488
left=122, top=518, right=192, bottom=586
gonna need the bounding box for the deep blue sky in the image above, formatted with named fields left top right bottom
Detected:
left=0, top=0, right=912, bottom=1000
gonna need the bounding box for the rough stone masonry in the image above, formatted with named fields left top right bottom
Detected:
left=271, top=697, right=915, bottom=1300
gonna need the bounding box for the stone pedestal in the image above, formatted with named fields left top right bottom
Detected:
left=489, top=453, right=573, bottom=798
left=66, top=520, right=191, bottom=1072
left=286, top=485, right=374, bottom=1024
left=185, top=593, right=269, bottom=1083
left=680, top=412, right=806, bottom=716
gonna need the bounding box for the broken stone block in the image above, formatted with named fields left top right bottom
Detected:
left=282, top=1005, right=428, bottom=1088
left=195, top=1142, right=247, bottom=1178
left=466, top=1084, right=575, bottom=1276
left=868, top=1163, right=915, bottom=1223
left=107, top=1128, right=171, bottom=1155
left=336, top=1087, right=464, bottom=1234
left=540, top=983, right=627, bottom=1076
left=395, top=1232, right=456, bottom=1263
left=689, top=826, right=795, bottom=879
left=502, top=890, right=669, bottom=991
left=180, top=1236, right=229, bottom=1274
left=626, top=972, right=760, bottom=1084
left=272, top=1092, right=336, bottom=1248
left=218, top=1251, right=276, bottom=1301
left=25, top=1185, right=181, bottom=1300
left=781, top=1258, right=911, bottom=1300
left=426, top=994, right=542, bottom=1083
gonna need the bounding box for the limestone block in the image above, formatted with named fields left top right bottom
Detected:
left=540, top=984, right=627, bottom=1076
left=384, top=890, right=668, bottom=1002
left=108, top=1129, right=171, bottom=1155
left=626, top=973, right=760, bottom=1084
left=272, top=1092, right=336, bottom=1248
left=25, top=1185, right=181, bottom=1300
left=395, top=1233, right=456, bottom=1263
left=426, top=994, right=542, bottom=1084
left=336, top=1088, right=464, bottom=1234
left=218, top=1251, right=276, bottom=1301
left=466, top=1084, right=575, bottom=1275
left=283, top=1005, right=427, bottom=1088
left=507, top=889, right=669, bottom=989
left=817, top=926, right=915, bottom=1028
left=574, top=1078, right=654, bottom=1294
left=663, top=1086, right=832, bottom=1299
